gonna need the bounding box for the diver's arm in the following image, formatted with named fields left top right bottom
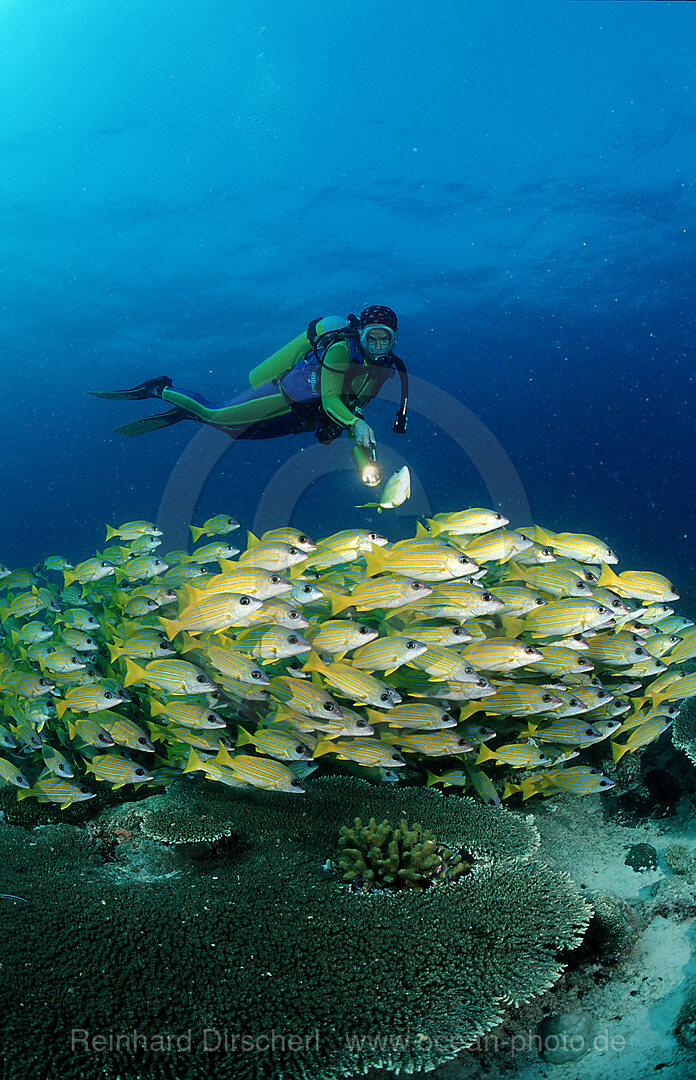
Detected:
left=319, top=342, right=363, bottom=430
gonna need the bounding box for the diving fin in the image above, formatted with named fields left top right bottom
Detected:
left=88, top=375, right=173, bottom=400
left=114, top=407, right=187, bottom=437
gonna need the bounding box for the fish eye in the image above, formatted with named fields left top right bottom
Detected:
left=270, top=575, right=281, bottom=584
left=524, top=646, right=536, bottom=654
left=288, top=635, right=299, bottom=644
left=597, top=690, right=608, bottom=699
left=599, top=779, right=610, bottom=787
left=411, top=583, right=423, bottom=591
left=570, top=698, right=581, bottom=707
left=597, top=606, right=607, bottom=614
left=252, top=671, right=261, bottom=680
left=298, top=535, right=308, bottom=544
left=635, top=647, right=646, bottom=656
left=104, top=692, right=113, bottom=699
left=476, top=679, right=487, bottom=688
left=534, top=597, right=544, bottom=605
left=359, top=625, right=371, bottom=634
left=542, top=693, right=553, bottom=702
left=288, top=610, right=299, bottom=619
left=240, top=595, right=252, bottom=606
left=482, top=592, right=493, bottom=602
left=295, top=745, right=305, bottom=754
left=577, top=581, right=588, bottom=590
left=291, top=779, right=304, bottom=788
left=406, top=640, right=418, bottom=649
left=196, top=675, right=207, bottom=683
left=136, top=768, right=147, bottom=776
left=324, top=702, right=335, bottom=711
left=137, top=737, right=148, bottom=746
left=369, top=533, right=378, bottom=540
left=289, top=547, right=300, bottom=555
left=357, top=719, right=368, bottom=728
left=607, top=550, right=615, bottom=558
left=542, top=548, right=553, bottom=556
left=391, top=753, right=401, bottom=761
left=495, top=513, right=502, bottom=520
left=458, top=556, right=468, bottom=564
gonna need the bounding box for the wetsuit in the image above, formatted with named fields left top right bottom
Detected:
left=147, top=329, right=392, bottom=442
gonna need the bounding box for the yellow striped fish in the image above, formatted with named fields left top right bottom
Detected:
left=424, top=508, right=508, bottom=537
left=364, top=538, right=478, bottom=581
left=533, top=526, right=618, bottom=564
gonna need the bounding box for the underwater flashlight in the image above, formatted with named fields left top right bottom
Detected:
left=361, top=463, right=382, bottom=487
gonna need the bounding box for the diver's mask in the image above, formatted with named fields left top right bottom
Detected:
left=359, top=324, right=397, bottom=358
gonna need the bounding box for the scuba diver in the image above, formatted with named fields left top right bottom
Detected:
left=90, top=305, right=409, bottom=487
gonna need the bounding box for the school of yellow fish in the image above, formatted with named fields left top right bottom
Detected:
left=1, top=509, right=695, bottom=809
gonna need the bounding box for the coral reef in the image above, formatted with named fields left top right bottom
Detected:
left=577, top=890, right=641, bottom=963
left=338, top=815, right=470, bottom=890
left=0, top=777, right=591, bottom=1079
left=673, top=699, right=696, bottom=768
left=624, top=842, right=658, bottom=872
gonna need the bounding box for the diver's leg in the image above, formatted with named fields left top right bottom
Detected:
left=161, top=384, right=290, bottom=428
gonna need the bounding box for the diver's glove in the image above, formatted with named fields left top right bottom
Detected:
left=353, top=418, right=376, bottom=452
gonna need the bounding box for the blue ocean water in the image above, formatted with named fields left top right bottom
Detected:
left=1, top=0, right=695, bottom=608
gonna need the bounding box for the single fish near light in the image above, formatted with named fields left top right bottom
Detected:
left=357, top=466, right=411, bottom=511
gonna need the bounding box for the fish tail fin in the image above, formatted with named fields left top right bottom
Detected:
left=363, top=547, right=387, bottom=578
left=415, top=521, right=430, bottom=538
left=475, top=743, right=496, bottom=765
left=149, top=699, right=166, bottom=717
left=55, top=700, right=69, bottom=720
left=425, top=771, right=440, bottom=787
left=245, top=531, right=261, bottom=549
left=159, top=617, right=180, bottom=641
left=313, top=740, right=336, bottom=758
left=213, top=744, right=235, bottom=768
left=183, top=749, right=203, bottom=774
left=189, top=525, right=205, bottom=544
left=236, top=727, right=253, bottom=748
left=107, top=643, right=123, bottom=662
left=597, top=562, right=622, bottom=589
left=330, top=594, right=353, bottom=617
left=534, top=525, right=556, bottom=546
left=63, top=571, right=75, bottom=588
left=123, top=658, right=146, bottom=688
left=611, top=740, right=629, bottom=763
